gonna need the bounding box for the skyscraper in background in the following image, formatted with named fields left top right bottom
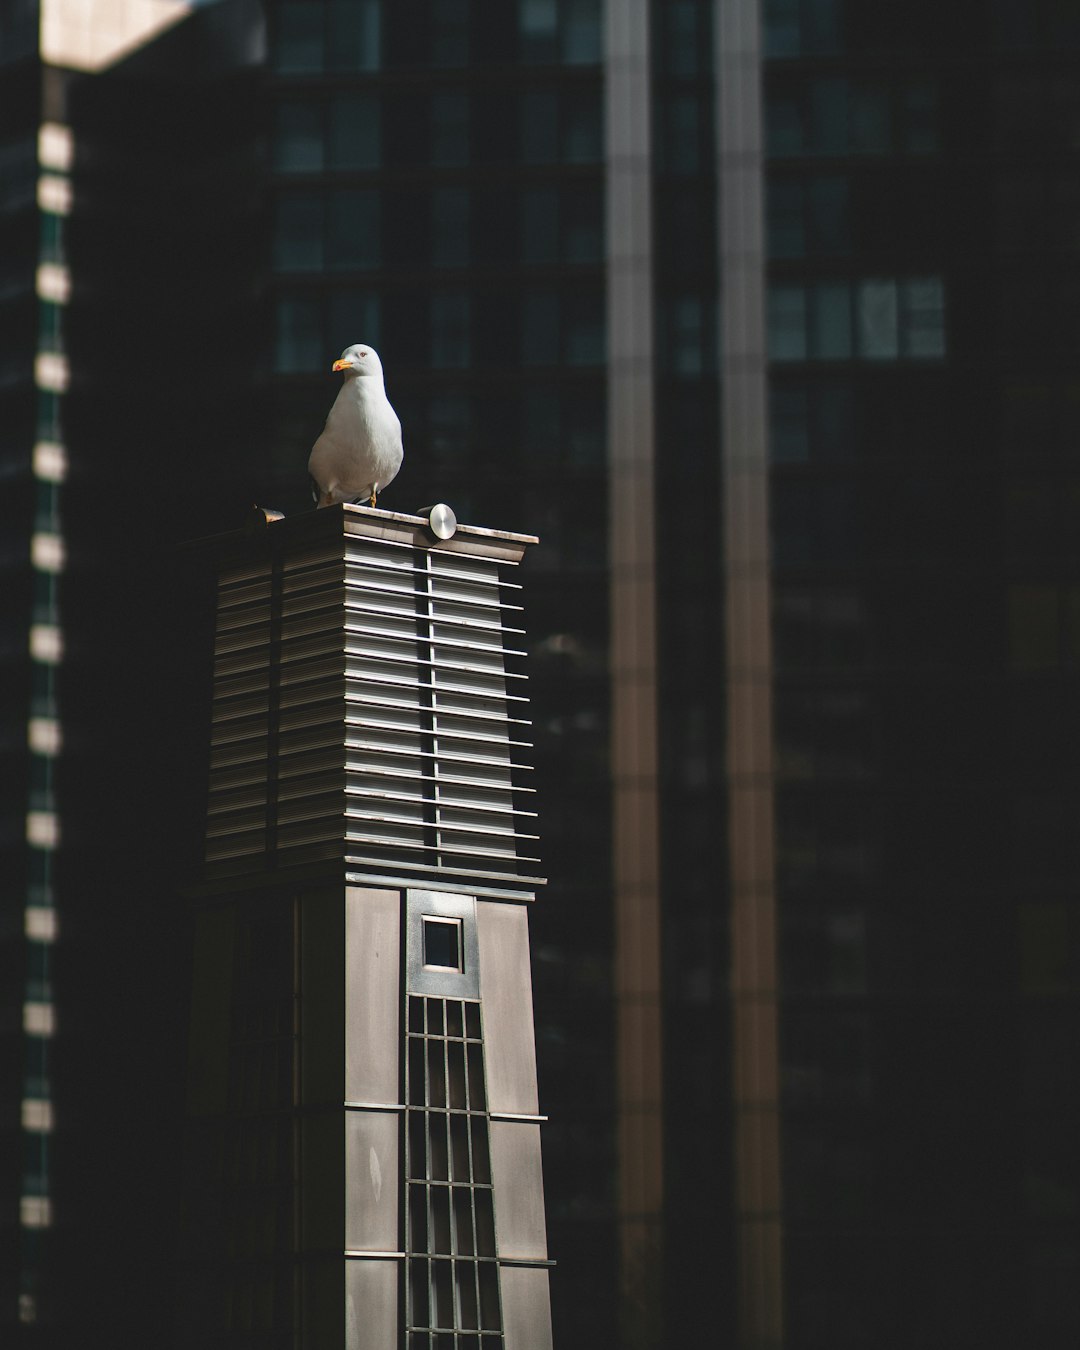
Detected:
left=1, top=1, right=1079, bottom=1346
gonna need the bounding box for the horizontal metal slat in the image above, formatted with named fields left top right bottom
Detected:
left=344, top=667, right=529, bottom=707
left=345, top=856, right=545, bottom=888
left=344, top=621, right=525, bottom=660
left=343, top=688, right=530, bottom=727
left=345, top=574, right=523, bottom=614
left=343, top=785, right=535, bottom=818
left=345, top=550, right=522, bottom=590
left=344, top=831, right=539, bottom=864
left=345, top=643, right=527, bottom=681
left=345, top=739, right=531, bottom=772
left=344, top=714, right=530, bottom=750
left=344, top=761, right=534, bottom=794
left=345, top=599, right=523, bottom=639
left=344, top=807, right=532, bottom=844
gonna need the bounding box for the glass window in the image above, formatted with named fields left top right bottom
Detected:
left=275, top=2, right=323, bottom=73
left=275, top=194, right=324, bottom=271
left=276, top=297, right=322, bottom=372
left=431, top=0, right=470, bottom=66
left=562, top=90, right=602, bottom=163
left=522, top=186, right=559, bottom=262
left=811, top=282, right=852, bottom=359
left=903, top=80, right=939, bottom=153
left=431, top=293, right=471, bottom=368
left=811, top=77, right=848, bottom=154
left=423, top=917, right=463, bottom=970
left=521, top=186, right=556, bottom=261
left=803, top=0, right=840, bottom=54
left=329, top=290, right=380, bottom=351
left=808, top=175, right=849, bottom=252
left=328, top=189, right=380, bottom=270
left=429, top=392, right=471, bottom=468
left=327, top=0, right=381, bottom=72
left=330, top=93, right=381, bottom=169
left=523, top=293, right=559, bottom=365
left=521, top=384, right=561, bottom=451
left=665, top=0, right=701, bottom=76
left=814, top=382, right=854, bottom=455
left=769, top=285, right=808, bottom=361
left=519, top=0, right=558, bottom=62
left=901, top=277, right=945, bottom=359
left=565, top=292, right=603, bottom=365
left=856, top=279, right=898, bottom=359
left=850, top=83, right=891, bottom=153
left=768, top=179, right=805, bottom=258
left=562, top=0, right=601, bottom=64
left=770, top=384, right=810, bottom=462
left=767, top=94, right=804, bottom=155
left=432, top=188, right=470, bottom=266
left=432, top=92, right=469, bottom=166
left=670, top=296, right=704, bottom=376
left=275, top=102, right=323, bottom=173
left=565, top=387, right=604, bottom=468
left=765, top=0, right=800, bottom=56
left=38, top=300, right=60, bottom=352
left=40, top=213, right=61, bottom=265
left=666, top=95, right=700, bottom=173
left=562, top=184, right=602, bottom=263
left=521, top=90, right=559, bottom=162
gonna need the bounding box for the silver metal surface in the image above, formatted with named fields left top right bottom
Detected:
left=405, top=890, right=480, bottom=999
left=489, top=1120, right=549, bottom=1260
left=202, top=506, right=541, bottom=892
left=475, top=902, right=540, bottom=1116
left=345, top=1257, right=399, bottom=1350
left=345, top=1109, right=400, bottom=1252
left=345, top=888, right=400, bottom=1107
left=425, top=502, right=458, bottom=540
left=499, top=1266, right=554, bottom=1350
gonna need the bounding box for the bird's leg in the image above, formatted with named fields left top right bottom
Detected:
left=369, top=488, right=377, bottom=508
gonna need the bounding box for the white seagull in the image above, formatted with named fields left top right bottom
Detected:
left=308, top=343, right=403, bottom=508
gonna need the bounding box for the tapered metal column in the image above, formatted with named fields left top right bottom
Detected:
left=605, top=1, right=664, bottom=1344
left=181, top=506, right=552, bottom=1350
left=715, top=3, right=784, bottom=1346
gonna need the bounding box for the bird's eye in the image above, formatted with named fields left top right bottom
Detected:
left=359, top=350, right=368, bottom=357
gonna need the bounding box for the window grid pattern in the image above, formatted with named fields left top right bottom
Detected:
left=405, top=994, right=504, bottom=1348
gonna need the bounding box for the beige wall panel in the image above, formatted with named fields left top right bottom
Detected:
left=475, top=902, right=538, bottom=1116
left=500, top=1266, right=554, bottom=1350
left=345, top=1258, right=399, bottom=1350
left=345, top=887, right=401, bottom=1105
left=489, top=1121, right=548, bottom=1261
left=345, top=1110, right=400, bottom=1252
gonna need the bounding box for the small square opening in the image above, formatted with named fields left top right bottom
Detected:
left=423, top=917, right=463, bottom=972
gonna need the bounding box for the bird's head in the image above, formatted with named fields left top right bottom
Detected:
left=332, top=344, right=383, bottom=380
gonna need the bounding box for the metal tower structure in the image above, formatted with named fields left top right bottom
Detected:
left=179, top=503, right=553, bottom=1350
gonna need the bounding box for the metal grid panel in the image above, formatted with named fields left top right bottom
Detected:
left=404, top=995, right=505, bottom=1350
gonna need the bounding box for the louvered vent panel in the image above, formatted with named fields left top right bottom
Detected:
left=205, top=560, right=275, bottom=866
left=205, top=543, right=347, bottom=875
left=274, top=544, right=346, bottom=861
left=203, top=507, right=541, bottom=895
left=343, top=531, right=540, bottom=892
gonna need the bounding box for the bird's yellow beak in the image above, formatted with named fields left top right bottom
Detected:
left=332, top=358, right=352, bottom=372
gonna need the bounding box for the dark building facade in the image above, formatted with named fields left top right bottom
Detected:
left=2, top=1, right=1080, bottom=1347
